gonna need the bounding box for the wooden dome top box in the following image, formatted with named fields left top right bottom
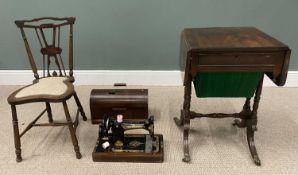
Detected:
left=90, top=89, right=148, bottom=124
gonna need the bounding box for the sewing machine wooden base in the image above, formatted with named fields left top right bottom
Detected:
left=92, top=134, right=164, bottom=162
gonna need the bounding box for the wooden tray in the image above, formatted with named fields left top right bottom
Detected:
left=92, top=134, right=164, bottom=163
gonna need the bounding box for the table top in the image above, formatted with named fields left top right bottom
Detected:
left=180, top=27, right=291, bottom=86
left=182, top=27, right=289, bottom=52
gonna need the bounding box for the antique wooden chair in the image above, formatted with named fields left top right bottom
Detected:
left=7, top=17, right=87, bottom=162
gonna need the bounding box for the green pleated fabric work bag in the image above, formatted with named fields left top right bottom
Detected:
left=193, top=72, right=263, bottom=98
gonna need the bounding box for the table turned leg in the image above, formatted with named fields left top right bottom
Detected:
left=62, top=101, right=82, bottom=159
left=174, top=71, right=192, bottom=127
left=246, top=75, right=263, bottom=166
left=11, top=105, right=22, bottom=162
left=182, top=112, right=191, bottom=162
left=176, top=72, right=192, bottom=162
left=233, top=97, right=251, bottom=128
left=247, top=120, right=261, bottom=166
left=73, top=92, right=87, bottom=121
left=174, top=110, right=185, bottom=126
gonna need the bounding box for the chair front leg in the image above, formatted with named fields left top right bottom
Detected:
left=45, top=102, right=53, bottom=123
left=62, top=101, right=82, bottom=159
left=73, top=92, right=87, bottom=121
left=11, top=105, right=22, bottom=162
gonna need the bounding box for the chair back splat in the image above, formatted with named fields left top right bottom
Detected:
left=15, top=17, right=75, bottom=80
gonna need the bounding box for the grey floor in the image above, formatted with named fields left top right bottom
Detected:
left=1, top=85, right=298, bottom=175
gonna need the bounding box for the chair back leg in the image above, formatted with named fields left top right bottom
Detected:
left=45, top=102, right=53, bottom=123
left=73, top=92, right=87, bottom=121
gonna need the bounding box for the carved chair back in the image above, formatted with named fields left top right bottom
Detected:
left=15, top=17, right=75, bottom=80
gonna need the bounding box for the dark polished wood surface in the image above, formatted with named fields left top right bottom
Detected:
left=175, top=27, right=291, bottom=166
left=90, top=89, right=148, bottom=124
left=181, top=27, right=291, bottom=86
left=183, top=27, right=288, bottom=51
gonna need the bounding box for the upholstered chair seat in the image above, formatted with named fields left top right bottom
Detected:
left=8, top=77, right=74, bottom=104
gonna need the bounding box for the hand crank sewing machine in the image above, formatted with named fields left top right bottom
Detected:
left=90, top=88, right=163, bottom=162
left=97, top=115, right=155, bottom=153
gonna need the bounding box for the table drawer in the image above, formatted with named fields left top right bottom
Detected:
left=197, top=52, right=284, bottom=66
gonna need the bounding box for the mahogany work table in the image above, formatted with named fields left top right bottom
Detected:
left=174, top=27, right=291, bottom=166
